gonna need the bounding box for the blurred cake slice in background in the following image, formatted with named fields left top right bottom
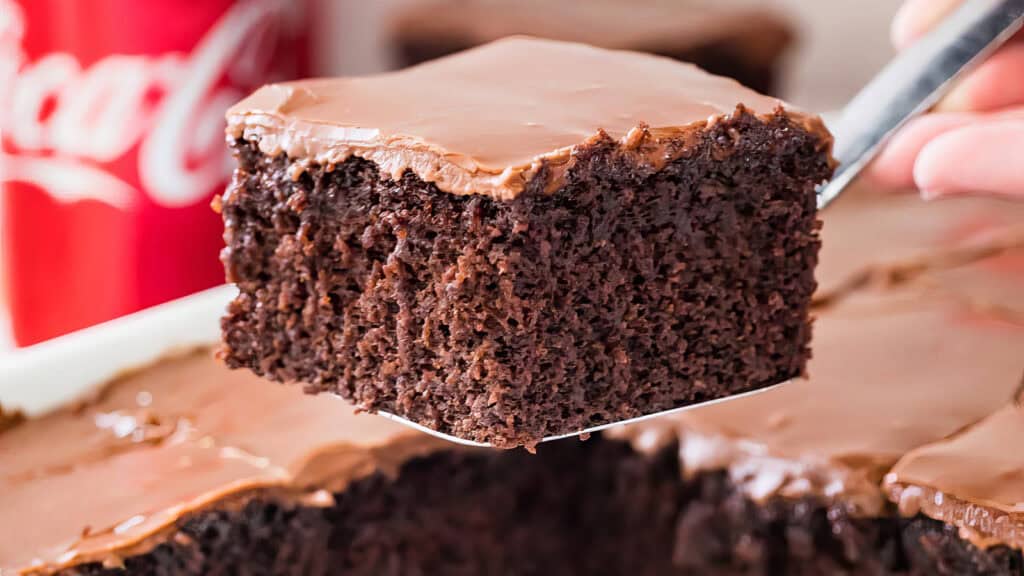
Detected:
left=607, top=193, right=1024, bottom=574
left=388, top=0, right=794, bottom=94
left=886, top=400, right=1024, bottom=567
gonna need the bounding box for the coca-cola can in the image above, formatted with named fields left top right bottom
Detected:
left=0, top=0, right=310, bottom=346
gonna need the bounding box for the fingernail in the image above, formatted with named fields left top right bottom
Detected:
left=934, top=85, right=972, bottom=113
left=920, top=188, right=950, bottom=201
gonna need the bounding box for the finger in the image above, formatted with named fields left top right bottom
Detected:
left=914, top=120, right=1024, bottom=198
left=936, top=41, right=1024, bottom=112
left=865, top=107, right=1024, bottom=190
left=866, top=113, right=978, bottom=189
left=892, top=0, right=963, bottom=50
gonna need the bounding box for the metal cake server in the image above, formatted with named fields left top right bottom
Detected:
left=819, top=0, right=1024, bottom=209
left=378, top=0, right=1024, bottom=448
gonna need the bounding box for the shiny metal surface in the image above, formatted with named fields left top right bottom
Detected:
left=374, top=381, right=788, bottom=448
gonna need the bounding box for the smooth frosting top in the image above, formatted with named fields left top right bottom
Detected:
left=227, top=37, right=826, bottom=200
left=610, top=190, right=1024, bottom=516
left=885, top=402, right=1024, bottom=549
left=391, top=0, right=792, bottom=58
left=0, top=350, right=448, bottom=575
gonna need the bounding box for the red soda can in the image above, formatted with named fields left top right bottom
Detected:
left=0, top=0, right=310, bottom=346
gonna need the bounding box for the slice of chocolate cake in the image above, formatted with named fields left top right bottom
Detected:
left=388, top=0, right=794, bottom=95
left=219, top=37, right=834, bottom=448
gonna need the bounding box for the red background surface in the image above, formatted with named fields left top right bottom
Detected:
left=2, top=0, right=309, bottom=346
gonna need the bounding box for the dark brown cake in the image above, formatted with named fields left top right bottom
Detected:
left=219, top=37, right=833, bottom=448
left=388, top=0, right=794, bottom=95
left=5, top=193, right=1024, bottom=575
left=42, top=452, right=1024, bottom=576
left=605, top=192, right=1024, bottom=576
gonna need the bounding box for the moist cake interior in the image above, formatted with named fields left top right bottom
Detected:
left=221, top=37, right=833, bottom=447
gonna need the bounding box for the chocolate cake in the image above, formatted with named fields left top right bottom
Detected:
left=606, top=191, right=1024, bottom=575
left=219, top=37, right=834, bottom=448
left=886, top=402, right=1024, bottom=560
left=0, top=349, right=680, bottom=576
left=388, top=0, right=794, bottom=95
left=6, top=190, right=1024, bottom=576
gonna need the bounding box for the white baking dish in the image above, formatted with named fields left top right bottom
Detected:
left=0, top=285, right=235, bottom=416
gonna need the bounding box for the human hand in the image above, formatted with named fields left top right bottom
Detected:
left=868, top=0, right=1024, bottom=199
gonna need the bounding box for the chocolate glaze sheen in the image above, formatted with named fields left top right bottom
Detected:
left=0, top=351, right=447, bottom=574
left=887, top=394, right=1024, bottom=550
left=227, top=37, right=829, bottom=200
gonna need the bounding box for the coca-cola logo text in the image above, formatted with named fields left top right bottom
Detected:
left=0, top=0, right=296, bottom=208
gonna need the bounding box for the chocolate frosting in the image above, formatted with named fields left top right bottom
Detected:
left=227, top=37, right=829, bottom=200
left=0, top=351, right=448, bottom=575
left=610, top=189, right=1024, bottom=517
left=886, top=400, right=1024, bottom=550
